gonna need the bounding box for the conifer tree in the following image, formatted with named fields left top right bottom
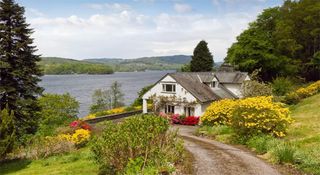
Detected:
left=0, top=0, right=43, bottom=142
left=190, top=40, right=214, bottom=72
left=0, top=107, right=15, bottom=159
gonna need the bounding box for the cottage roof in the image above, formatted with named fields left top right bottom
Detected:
left=167, top=71, right=248, bottom=103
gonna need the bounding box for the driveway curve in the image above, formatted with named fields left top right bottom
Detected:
left=174, top=125, right=281, bottom=175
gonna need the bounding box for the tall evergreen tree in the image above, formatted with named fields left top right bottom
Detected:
left=190, top=40, right=214, bottom=72
left=0, top=0, right=43, bottom=142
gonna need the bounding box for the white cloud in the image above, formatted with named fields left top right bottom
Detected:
left=174, top=3, right=192, bottom=13
left=87, top=3, right=131, bottom=11
left=27, top=8, right=259, bottom=61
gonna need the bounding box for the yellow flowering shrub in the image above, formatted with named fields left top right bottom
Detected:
left=201, top=99, right=237, bottom=125
left=58, top=129, right=90, bottom=147
left=285, top=80, right=320, bottom=104
left=231, top=96, right=292, bottom=137
left=202, top=96, right=293, bottom=137
left=83, top=114, right=96, bottom=120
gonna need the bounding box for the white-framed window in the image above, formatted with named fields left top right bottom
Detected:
left=165, top=105, right=175, bottom=114
left=184, top=107, right=195, bottom=116
left=162, top=84, right=176, bottom=92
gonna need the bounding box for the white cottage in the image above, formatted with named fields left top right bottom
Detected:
left=142, top=66, right=250, bottom=117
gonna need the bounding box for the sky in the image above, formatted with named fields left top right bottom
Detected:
left=16, top=0, right=283, bottom=61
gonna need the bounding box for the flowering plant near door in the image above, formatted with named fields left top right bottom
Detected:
left=159, top=113, right=199, bottom=125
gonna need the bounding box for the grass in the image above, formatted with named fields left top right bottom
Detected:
left=0, top=148, right=99, bottom=175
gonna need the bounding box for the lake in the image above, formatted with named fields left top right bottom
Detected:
left=39, top=71, right=172, bottom=117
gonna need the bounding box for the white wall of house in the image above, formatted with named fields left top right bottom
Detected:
left=143, top=75, right=197, bottom=103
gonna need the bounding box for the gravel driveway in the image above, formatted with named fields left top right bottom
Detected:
left=174, top=125, right=282, bottom=175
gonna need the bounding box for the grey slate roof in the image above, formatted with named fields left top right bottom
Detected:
left=167, top=71, right=248, bottom=103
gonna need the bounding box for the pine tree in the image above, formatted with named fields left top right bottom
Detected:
left=0, top=0, right=43, bottom=142
left=0, top=107, right=16, bottom=159
left=190, top=40, right=214, bottom=72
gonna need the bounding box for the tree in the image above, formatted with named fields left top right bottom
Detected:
left=90, top=81, right=124, bottom=113
left=180, top=63, right=191, bottom=72
left=37, top=93, right=79, bottom=136
left=226, top=0, right=320, bottom=81
left=0, top=107, right=16, bottom=159
left=190, top=40, right=214, bottom=72
left=131, top=84, right=153, bottom=107
left=0, top=0, right=43, bottom=142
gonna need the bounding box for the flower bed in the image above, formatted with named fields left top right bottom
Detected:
left=285, top=80, right=320, bottom=104
left=160, top=113, right=199, bottom=126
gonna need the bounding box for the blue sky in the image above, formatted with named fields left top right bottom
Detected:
left=16, top=0, right=283, bottom=61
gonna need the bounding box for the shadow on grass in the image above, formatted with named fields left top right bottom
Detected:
left=0, top=159, right=31, bottom=175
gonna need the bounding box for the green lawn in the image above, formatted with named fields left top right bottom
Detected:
left=0, top=148, right=99, bottom=175
left=286, top=94, right=320, bottom=174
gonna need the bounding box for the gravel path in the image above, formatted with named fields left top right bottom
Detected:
left=174, top=125, right=282, bottom=175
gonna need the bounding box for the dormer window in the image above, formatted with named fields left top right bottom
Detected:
left=162, top=84, right=176, bottom=92
left=212, top=81, right=216, bottom=88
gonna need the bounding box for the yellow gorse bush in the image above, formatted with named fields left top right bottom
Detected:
left=58, top=129, right=90, bottom=146
left=201, top=96, right=293, bottom=137
left=296, top=80, right=320, bottom=98
left=285, top=80, right=320, bottom=104
left=201, top=99, right=237, bottom=125
left=83, top=114, right=96, bottom=120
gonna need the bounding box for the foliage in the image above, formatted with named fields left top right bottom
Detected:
left=241, top=80, right=273, bottom=98
left=166, top=113, right=199, bottom=125
left=284, top=80, right=320, bottom=104
left=0, top=107, right=16, bottom=159
left=231, top=96, right=292, bottom=137
left=131, top=84, right=153, bottom=107
left=202, top=96, right=292, bottom=137
left=59, top=129, right=91, bottom=148
left=91, top=114, right=184, bottom=174
left=39, top=57, right=114, bottom=75
left=201, top=99, right=237, bottom=126
left=90, top=81, right=124, bottom=113
left=37, top=93, right=79, bottom=136
left=196, top=125, right=234, bottom=143
left=180, top=63, right=191, bottom=72
left=25, top=136, right=74, bottom=160
left=226, top=0, right=320, bottom=81
left=270, top=142, right=297, bottom=164
left=190, top=40, right=214, bottom=72
left=271, top=77, right=294, bottom=96
left=0, top=0, right=43, bottom=144
left=246, top=134, right=275, bottom=154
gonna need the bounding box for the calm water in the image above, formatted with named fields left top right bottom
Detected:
left=39, top=71, right=172, bottom=117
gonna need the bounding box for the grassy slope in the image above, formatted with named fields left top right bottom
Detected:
left=286, top=94, right=320, bottom=173
left=0, top=148, right=99, bottom=175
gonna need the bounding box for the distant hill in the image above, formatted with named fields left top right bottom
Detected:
left=39, top=56, right=223, bottom=74
left=84, top=55, right=192, bottom=72
left=39, top=57, right=114, bottom=75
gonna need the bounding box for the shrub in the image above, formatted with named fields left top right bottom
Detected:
left=37, top=93, right=79, bottom=136
left=91, top=114, right=183, bottom=174
left=284, top=80, right=320, bottom=104
left=246, top=135, right=275, bottom=154
left=272, top=77, right=294, bottom=96
left=26, top=136, right=74, bottom=159
left=241, top=80, right=273, bottom=98
left=0, top=107, right=16, bottom=160
left=284, top=92, right=301, bottom=104
left=270, top=142, right=297, bottom=164
left=201, top=99, right=236, bottom=126
left=59, top=129, right=90, bottom=148
left=231, top=96, right=292, bottom=137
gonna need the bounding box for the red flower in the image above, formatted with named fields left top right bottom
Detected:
left=70, top=120, right=79, bottom=128
left=81, top=123, right=92, bottom=131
